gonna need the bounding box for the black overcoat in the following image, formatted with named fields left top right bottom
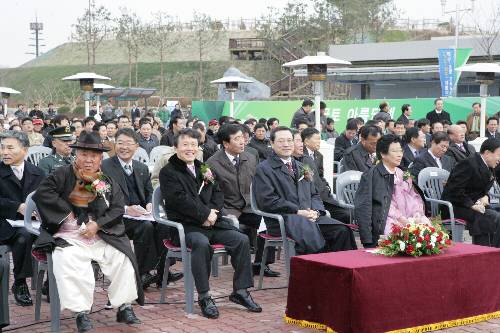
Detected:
left=252, top=153, right=342, bottom=254
left=0, top=161, right=44, bottom=242
left=441, top=153, right=496, bottom=236
left=32, top=165, right=144, bottom=305
left=159, top=153, right=236, bottom=236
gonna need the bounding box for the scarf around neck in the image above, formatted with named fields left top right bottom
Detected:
left=68, top=164, right=102, bottom=208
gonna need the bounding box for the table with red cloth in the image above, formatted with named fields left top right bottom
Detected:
left=285, top=243, right=500, bottom=333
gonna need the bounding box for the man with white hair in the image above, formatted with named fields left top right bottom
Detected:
left=446, top=124, right=476, bottom=165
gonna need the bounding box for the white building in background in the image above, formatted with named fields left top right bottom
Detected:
left=328, top=36, right=500, bottom=99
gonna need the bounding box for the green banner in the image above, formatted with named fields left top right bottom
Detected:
left=193, top=97, right=500, bottom=132
left=454, top=48, right=473, bottom=86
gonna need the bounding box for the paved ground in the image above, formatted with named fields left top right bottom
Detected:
left=3, top=237, right=500, bottom=333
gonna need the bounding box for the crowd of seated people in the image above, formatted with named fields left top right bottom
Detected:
left=2, top=98, right=500, bottom=332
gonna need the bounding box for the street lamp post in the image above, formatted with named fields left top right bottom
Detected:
left=441, top=0, right=475, bottom=96
left=210, top=76, right=253, bottom=118
left=456, top=63, right=500, bottom=138
left=93, top=83, right=115, bottom=116
left=0, top=87, right=21, bottom=116
left=282, top=52, right=351, bottom=131
left=62, top=72, right=111, bottom=117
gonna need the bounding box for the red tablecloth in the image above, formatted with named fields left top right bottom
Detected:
left=285, top=243, right=500, bottom=333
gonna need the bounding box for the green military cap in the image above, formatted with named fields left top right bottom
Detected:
left=49, top=126, right=75, bottom=141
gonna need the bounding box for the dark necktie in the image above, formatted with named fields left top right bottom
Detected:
left=233, top=156, right=240, bottom=169
left=286, top=162, right=294, bottom=176
left=124, top=164, right=133, bottom=176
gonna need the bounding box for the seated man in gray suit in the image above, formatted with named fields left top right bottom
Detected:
left=341, top=125, right=382, bottom=172
left=253, top=126, right=357, bottom=255
left=410, top=131, right=455, bottom=179
left=101, top=128, right=182, bottom=289
left=207, top=124, right=279, bottom=277
left=446, top=124, right=476, bottom=165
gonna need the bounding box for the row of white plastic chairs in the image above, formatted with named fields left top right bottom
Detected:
left=25, top=145, right=173, bottom=170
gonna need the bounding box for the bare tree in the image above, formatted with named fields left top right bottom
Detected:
left=115, top=9, right=142, bottom=88
left=144, top=12, right=181, bottom=98
left=472, top=1, right=500, bottom=61
left=191, top=12, right=222, bottom=99
left=72, top=0, right=112, bottom=67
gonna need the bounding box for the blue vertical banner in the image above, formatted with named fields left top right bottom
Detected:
left=438, top=48, right=456, bottom=97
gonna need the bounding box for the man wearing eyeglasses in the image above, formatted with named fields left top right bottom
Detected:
left=252, top=126, right=357, bottom=255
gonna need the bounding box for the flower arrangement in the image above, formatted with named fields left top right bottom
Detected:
left=298, top=164, right=314, bottom=182
left=377, top=219, right=452, bottom=257
left=199, top=164, right=215, bottom=194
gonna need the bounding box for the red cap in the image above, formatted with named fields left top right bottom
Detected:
left=208, top=119, right=219, bottom=126
left=32, top=119, right=43, bottom=125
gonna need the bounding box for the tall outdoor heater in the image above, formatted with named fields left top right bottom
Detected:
left=62, top=72, right=111, bottom=117
left=0, top=87, right=21, bottom=116
left=93, top=83, right=115, bottom=114
left=283, top=52, right=351, bottom=131
left=211, top=76, right=253, bottom=118
left=456, top=63, right=500, bottom=138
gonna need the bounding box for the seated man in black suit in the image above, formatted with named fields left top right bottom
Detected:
left=486, top=117, right=498, bottom=139
left=299, top=128, right=350, bottom=223
left=400, top=127, right=425, bottom=170
left=253, top=126, right=357, bottom=255
left=442, top=138, right=500, bottom=247
left=206, top=124, right=279, bottom=278
left=334, top=118, right=358, bottom=163
left=446, top=124, right=476, bottom=165
left=0, top=131, right=44, bottom=306
left=410, top=131, right=455, bottom=179
left=342, top=125, right=382, bottom=172
left=101, top=128, right=182, bottom=289
left=160, top=128, right=260, bottom=319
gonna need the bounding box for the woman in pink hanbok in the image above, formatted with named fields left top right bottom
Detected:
left=384, top=165, right=431, bottom=235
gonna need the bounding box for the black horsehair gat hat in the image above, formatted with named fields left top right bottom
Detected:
left=69, top=130, right=110, bottom=152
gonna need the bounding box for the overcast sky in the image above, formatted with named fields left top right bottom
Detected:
left=0, top=0, right=494, bottom=68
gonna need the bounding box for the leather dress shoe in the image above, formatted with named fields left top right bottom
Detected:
left=12, top=283, right=33, bottom=306
left=156, top=271, right=184, bottom=288
left=76, top=312, right=93, bottom=333
left=198, top=296, right=219, bottom=319
left=116, top=306, right=141, bottom=324
left=252, top=264, right=281, bottom=277
left=140, top=272, right=157, bottom=290
left=229, top=292, right=262, bottom=313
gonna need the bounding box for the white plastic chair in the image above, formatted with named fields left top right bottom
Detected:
left=417, top=167, right=465, bottom=242
left=151, top=187, right=236, bottom=314
left=132, top=146, right=149, bottom=165
left=336, top=171, right=363, bottom=224
left=250, top=184, right=295, bottom=289
left=26, top=146, right=52, bottom=166
left=149, top=145, right=172, bottom=167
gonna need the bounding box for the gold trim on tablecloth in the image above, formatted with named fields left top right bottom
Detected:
left=285, top=310, right=500, bottom=333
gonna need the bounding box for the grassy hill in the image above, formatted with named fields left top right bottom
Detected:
left=0, top=60, right=281, bottom=109
left=21, top=30, right=258, bottom=67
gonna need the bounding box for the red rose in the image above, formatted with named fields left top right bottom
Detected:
left=404, top=234, right=409, bottom=241
left=407, top=245, right=414, bottom=252
left=437, top=235, right=443, bottom=242
left=424, top=234, right=430, bottom=241
left=426, top=244, right=433, bottom=249
left=430, top=227, right=436, bottom=233
left=412, top=230, right=420, bottom=236
left=445, top=239, right=451, bottom=246
left=417, top=237, right=423, bottom=242
left=438, top=245, right=444, bottom=249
